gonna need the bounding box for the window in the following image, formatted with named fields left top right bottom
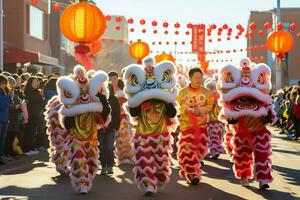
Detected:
left=29, top=6, right=44, bottom=40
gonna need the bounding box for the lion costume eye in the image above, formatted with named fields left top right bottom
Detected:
left=225, top=73, right=234, bottom=83
left=64, top=90, right=72, bottom=98
left=162, top=70, right=171, bottom=83
left=130, top=74, right=139, bottom=86
left=257, top=73, right=265, bottom=84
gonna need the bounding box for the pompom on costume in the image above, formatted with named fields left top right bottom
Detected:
left=123, top=57, right=178, bottom=196
left=44, top=96, right=71, bottom=175
left=177, top=78, right=214, bottom=184
left=217, top=58, right=276, bottom=189
left=56, top=65, right=110, bottom=194
left=114, top=89, right=134, bottom=165
left=204, top=75, right=225, bottom=159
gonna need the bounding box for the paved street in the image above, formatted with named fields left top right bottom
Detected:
left=0, top=127, right=299, bottom=200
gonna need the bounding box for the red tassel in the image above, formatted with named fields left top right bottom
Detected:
left=276, top=53, right=285, bottom=60
left=75, top=44, right=90, bottom=54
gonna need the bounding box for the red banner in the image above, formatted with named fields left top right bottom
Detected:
left=192, top=25, right=206, bottom=62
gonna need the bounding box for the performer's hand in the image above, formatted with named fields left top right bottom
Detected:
left=96, top=92, right=107, bottom=102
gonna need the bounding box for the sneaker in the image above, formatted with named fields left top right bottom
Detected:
left=107, top=167, right=113, bottom=174
left=191, top=177, right=200, bottom=185
left=32, top=150, right=40, bottom=155
left=259, top=180, right=270, bottom=190
left=240, top=178, right=249, bottom=187
left=144, top=187, right=154, bottom=197
left=24, top=151, right=34, bottom=156
left=100, top=167, right=107, bottom=175
left=79, top=188, right=88, bottom=194
left=211, top=154, right=220, bottom=159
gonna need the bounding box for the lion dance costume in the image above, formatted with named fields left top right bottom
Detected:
left=204, top=75, right=225, bottom=159
left=45, top=96, right=71, bottom=175
left=115, top=89, right=134, bottom=165
left=177, top=76, right=214, bottom=184
left=217, top=58, right=276, bottom=189
left=123, top=57, right=178, bottom=196
left=56, top=65, right=110, bottom=194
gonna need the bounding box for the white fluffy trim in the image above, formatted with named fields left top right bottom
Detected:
left=220, top=87, right=272, bottom=104
left=154, top=61, right=177, bottom=89
left=123, top=65, right=145, bottom=94
left=250, top=63, right=272, bottom=91
left=89, top=71, right=108, bottom=101
left=127, top=88, right=178, bottom=107
left=57, top=76, right=80, bottom=105
left=60, top=102, right=103, bottom=117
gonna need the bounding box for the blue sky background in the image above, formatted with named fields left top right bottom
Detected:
left=96, top=0, right=300, bottom=69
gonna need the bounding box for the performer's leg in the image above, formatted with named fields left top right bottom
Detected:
left=231, top=131, right=254, bottom=186
left=208, top=121, right=225, bottom=158
left=69, top=138, right=90, bottom=193
left=253, top=128, right=272, bottom=189
left=177, top=129, right=201, bottom=184
left=154, top=133, right=171, bottom=188
left=133, top=134, right=157, bottom=195
left=224, top=124, right=234, bottom=157
left=86, top=140, right=100, bottom=191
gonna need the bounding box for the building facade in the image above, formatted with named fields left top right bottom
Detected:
left=3, top=0, right=59, bottom=74
left=247, top=8, right=300, bottom=91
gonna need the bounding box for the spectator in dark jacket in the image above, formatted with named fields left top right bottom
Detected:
left=23, top=76, right=44, bottom=155
left=5, top=76, right=23, bottom=157
left=98, top=83, right=121, bottom=175
left=0, top=75, right=12, bottom=164
left=44, top=77, right=58, bottom=102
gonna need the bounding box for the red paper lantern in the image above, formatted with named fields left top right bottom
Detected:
left=250, top=23, right=257, bottom=30
left=153, top=30, right=158, bottom=34
left=115, top=26, right=120, bottom=31
left=218, top=28, right=223, bottom=32
left=227, top=37, right=230, bottom=40
left=187, top=23, right=193, bottom=28
left=31, top=0, right=38, bottom=5
left=119, top=39, right=124, bottom=43
left=152, top=21, right=158, bottom=26
left=175, top=23, right=180, bottom=28
left=166, top=41, right=170, bottom=45
left=297, top=33, right=300, bottom=38
left=208, top=39, right=212, bottom=43
left=53, top=3, right=60, bottom=11
left=174, top=41, right=177, bottom=45
left=211, top=24, right=217, bottom=29
left=217, top=38, right=221, bottom=42
left=105, top=15, right=111, bottom=21
left=235, top=36, right=239, bottom=39
left=289, top=23, right=297, bottom=31
left=109, top=38, right=114, bottom=43
left=128, top=18, right=134, bottom=24
left=223, top=24, right=228, bottom=29
left=182, top=41, right=185, bottom=45
left=158, top=41, right=162, bottom=45
left=199, top=24, right=205, bottom=29
left=142, top=29, right=146, bottom=33
left=207, top=32, right=211, bottom=36
left=164, top=30, right=169, bottom=35
left=140, top=19, right=146, bottom=25
left=277, top=23, right=283, bottom=30
left=267, top=30, right=294, bottom=53
left=264, top=22, right=271, bottom=30
left=260, top=56, right=264, bottom=60
left=217, top=32, right=222, bottom=36
left=115, top=16, right=122, bottom=22
left=258, top=30, right=264, bottom=36
left=236, top=24, right=242, bottom=30
left=163, top=22, right=169, bottom=28
left=175, top=31, right=179, bottom=35
left=130, top=28, right=134, bottom=32
left=185, top=31, right=190, bottom=35
left=152, top=42, right=155, bottom=45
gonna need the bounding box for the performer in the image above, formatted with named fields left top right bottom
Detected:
left=177, top=68, right=214, bottom=185
left=123, top=57, right=178, bottom=196
left=44, top=96, right=71, bottom=175
left=204, top=76, right=225, bottom=159
left=57, top=65, right=111, bottom=194
left=108, top=71, right=134, bottom=165
left=217, top=58, right=276, bottom=189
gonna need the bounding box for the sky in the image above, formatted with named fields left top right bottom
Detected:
left=95, top=0, right=300, bottom=69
